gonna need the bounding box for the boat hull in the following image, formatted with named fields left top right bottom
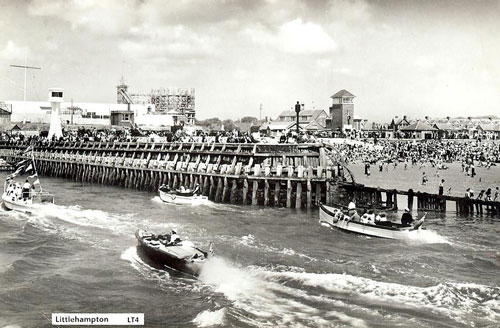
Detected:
left=159, top=189, right=208, bottom=205
left=1, top=193, right=54, bottom=214
left=135, top=230, right=206, bottom=277
left=319, top=204, right=424, bottom=240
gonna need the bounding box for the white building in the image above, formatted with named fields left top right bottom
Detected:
left=4, top=99, right=184, bottom=129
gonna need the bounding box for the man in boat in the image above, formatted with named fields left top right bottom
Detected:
left=347, top=202, right=361, bottom=222
left=170, top=229, right=181, bottom=244
left=22, top=179, right=31, bottom=200
left=193, top=183, right=201, bottom=195
left=401, top=208, right=413, bottom=226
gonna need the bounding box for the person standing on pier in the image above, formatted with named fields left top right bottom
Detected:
left=484, top=188, right=492, bottom=201
left=465, top=188, right=474, bottom=198
left=494, top=187, right=499, bottom=201
left=438, top=179, right=445, bottom=195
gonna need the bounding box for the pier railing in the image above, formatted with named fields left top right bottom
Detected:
left=340, top=182, right=500, bottom=216
left=0, top=140, right=351, bottom=208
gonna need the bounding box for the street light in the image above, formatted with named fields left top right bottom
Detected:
left=294, top=101, right=301, bottom=140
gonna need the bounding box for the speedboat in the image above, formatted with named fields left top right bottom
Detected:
left=135, top=229, right=212, bottom=277
left=319, top=203, right=425, bottom=240
left=158, top=184, right=208, bottom=205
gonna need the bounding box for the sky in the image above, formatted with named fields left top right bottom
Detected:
left=0, top=0, right=500, bottom=122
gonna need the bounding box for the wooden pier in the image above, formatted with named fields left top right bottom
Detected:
left=340, top=183, right=500, bottom=216
left=0, top=141, right=351, bottom=209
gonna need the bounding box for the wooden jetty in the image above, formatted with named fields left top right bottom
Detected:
left=340, top=182, right=500, bottom=216
left=0, top=140, right=353, bottom=209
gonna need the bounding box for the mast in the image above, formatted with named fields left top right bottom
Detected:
left=10, top=55, right=41, bottom=101
left=30, top=145, right=42, bottom=192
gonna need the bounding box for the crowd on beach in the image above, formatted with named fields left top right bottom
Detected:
left=342, top=139, right=500, bottom=200
left=330, top=139, right=500, bottom=165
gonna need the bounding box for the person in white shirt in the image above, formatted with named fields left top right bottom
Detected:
left=170, top=229, right=181, bottom=244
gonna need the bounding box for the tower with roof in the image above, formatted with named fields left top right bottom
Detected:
left=329, top=89, right=355, bottom=132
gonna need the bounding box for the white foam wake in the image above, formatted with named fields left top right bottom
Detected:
left=198, top=257, right=367, bottom=328
left=259, top=270, right=500, bottom=326
left=30, top=203, right=129, bottom=229
left=405, top=228, right=450, bottom=244
left=192, top=308, right=226, bottom=327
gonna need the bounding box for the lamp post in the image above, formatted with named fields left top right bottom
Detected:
left=294, top=101, right=301, bottom=140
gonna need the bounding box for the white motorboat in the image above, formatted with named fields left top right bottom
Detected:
left=2, top=151, right=54, bottom=214
left=158, top=185, right=209, bottom=205
left=319, top=203, right=425, bottom=240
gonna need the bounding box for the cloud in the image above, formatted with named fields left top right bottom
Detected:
left=28, top=0, right=139, bottom=36
left=0, top=41, right=30, bottom=62
left=120, top=24, right=218, bottom=61
left=247, top=18, right=337, bottom=55
left=326, top=0, right=372, bottom=23
left=413, top=56, right=436, bottom=70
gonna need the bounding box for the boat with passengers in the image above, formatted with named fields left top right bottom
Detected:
left=319, top=203, right=425, bottom=240
left=158, top=184, right=208, bottom=205
left=135, top=229, right=213, bottom=277
left=2, top=150, right=54, bottom=214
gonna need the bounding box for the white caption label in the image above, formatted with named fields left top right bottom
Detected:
left=52, top=313, right=144, bottom=325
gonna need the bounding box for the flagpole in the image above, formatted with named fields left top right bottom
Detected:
left=29, top=144, right=42, bottom=192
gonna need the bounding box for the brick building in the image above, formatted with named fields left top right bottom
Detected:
left=329, top=89, right=355, bottom=132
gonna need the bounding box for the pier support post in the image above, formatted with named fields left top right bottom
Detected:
left=295, top=182, right=302, bottom=209
left=252, top=180, right=259, bottom=205
left=242, top=179, right=249, bottom=205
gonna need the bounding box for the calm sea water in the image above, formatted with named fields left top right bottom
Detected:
left=0, top=171, right=499, bottom=328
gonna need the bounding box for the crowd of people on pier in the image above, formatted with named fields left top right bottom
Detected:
left=1, top=127, right=499, bottom=167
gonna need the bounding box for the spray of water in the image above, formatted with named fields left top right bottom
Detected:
left=198, top=257, right=367, bottom=327
left=192, top=308, right=226, bottom=327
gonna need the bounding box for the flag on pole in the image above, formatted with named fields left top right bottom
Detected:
left=9, top=159, right=36, bottom=177
left=23, top=146, right=33, bottom=154
left=7, top=165, right=25, bottom=179
left=33, top=179, right=40, bottom=185
left=24, top=162, right=34, bottom=175
left=14, top=159, right=30, bottom=170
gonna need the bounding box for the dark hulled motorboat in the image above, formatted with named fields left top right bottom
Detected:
left=135, top=229, right=211, bottom=277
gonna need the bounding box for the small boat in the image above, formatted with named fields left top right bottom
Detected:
left=319, top=203, right=425, bottom=240
left=158, top=184, right=208, bottom=205
left=2, top=151, right=54, bottom=214
left=135, top=229, right=212, bottom=277
left=2, top=190, right=54, bottom=214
